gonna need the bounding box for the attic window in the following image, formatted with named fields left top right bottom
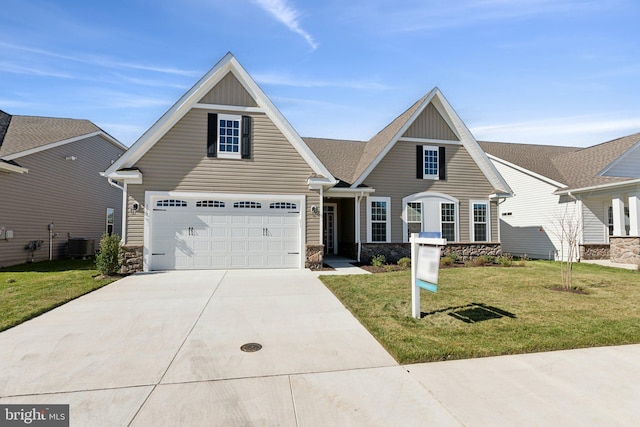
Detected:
left=196, top=200, right=225, bottom=208
left=157, top=199, right=187, bottom=207
left=416, top=146, right=446, bottom=180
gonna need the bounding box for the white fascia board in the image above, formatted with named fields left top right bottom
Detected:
left=434, top=89, right=513, bottom=196
left=598, top=139, right=640, bottom=176
left=229, top=60, right=336, bottom=183
left=104, top=53, right=336, bottom=184
left=352, top=88, right=438, bottom=187
left=555, top=178, right=640, bottom=196
left=0, top=161, right=28, bottom=173
left=308, top=177, right=334, bottom=190
left=325, top=187, right=376, bottom=197
left=104, top=170, right=143, bottom=184
left=104, top=53, right=238, bottom=176
left=3, top=131, right=118, bottom=160
left=487, top=154, right=567, bottom=188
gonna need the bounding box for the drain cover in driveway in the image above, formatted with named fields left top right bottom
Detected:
left=240, top=343, right=262, bottom=352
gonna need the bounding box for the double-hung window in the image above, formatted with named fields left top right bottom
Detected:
left=367, top=197, right=391, bottom=243
left=207, top=113, right=252, bottom=159
left=406, top=202, right=422, bottom=240
left=471, top=201, right=490, bottom=242
left=416, top=145, right=446, bottom=180
left=106, top=208, right=114, bottom=235
left=441, top=203, right=456, bottom=242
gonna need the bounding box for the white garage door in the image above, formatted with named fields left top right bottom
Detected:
left=148, top=194, right=303, bottom=270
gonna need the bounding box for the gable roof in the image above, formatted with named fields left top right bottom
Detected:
left=480, top=132, right=640, bottom=193
left=0, top=112, right=124, bottom=160
left=349, top=88, right=512, bottom=195
left=303, top=137, right=367, bottom=185
left=104, top=52, right=335, bottom=183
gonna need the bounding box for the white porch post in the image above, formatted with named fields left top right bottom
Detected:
left=612, top=196, right=626, bottom=236
left=629, top=191, right=640, bottom=237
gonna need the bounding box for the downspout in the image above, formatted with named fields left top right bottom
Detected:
left=319, top=187, right=324, bottom=251
left=108, top=178, right=127, bottom=244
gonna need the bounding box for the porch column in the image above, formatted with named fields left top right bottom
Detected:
left=629, top=191, right=640, bottom=236
left=612, top=196, right=626, bottom=236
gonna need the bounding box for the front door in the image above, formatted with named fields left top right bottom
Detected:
left=323, top=203, right=337, bottom=255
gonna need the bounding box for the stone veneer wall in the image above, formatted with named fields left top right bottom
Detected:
left=609, top=237, right=640, bottom=265
left=580, top=244, right=610, bottom=260
left=121, top=245, right=143, bottom=274
left=305, top=244, right=324, bottom=270
left=360, top=242, right=502, bottom=264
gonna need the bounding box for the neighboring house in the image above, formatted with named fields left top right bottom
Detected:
left=0, top=109, right=126, bottom=267
left=481, top=134, right=640, bottom=265
left=103, top=53, right=512, bottom=272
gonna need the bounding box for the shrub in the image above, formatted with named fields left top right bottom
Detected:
left=498, top=253, right=513, bottom=267
left=448, top=252, right=460, bottom=263
left=397, top=257, right=411, bottom=270
left=518, top=254, right=529, bottom=267
left=371, top=254, right=386, bottom=267
left=470, top=255, right=493, bottom=266
left=440, top=256, right=454, bottom=267
left=95, top=233, right=122, bottom=276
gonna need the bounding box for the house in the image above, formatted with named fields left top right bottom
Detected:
left=481, top=133, right=640, bottom=265
left=0, top=110, right=126, bottom=267
left=103, top=53, right=513, bottom=272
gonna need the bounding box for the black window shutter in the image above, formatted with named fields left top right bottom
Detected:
left=416, top=145, right=423, bottom=179
left=241, top=115, right=252, bottom=159
left=438, top=146, right=446, bottom=180
left=207, top=113, right=218, bottom=157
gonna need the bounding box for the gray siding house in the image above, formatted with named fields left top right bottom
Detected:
left=103, top=53, right=513, bottom=272
left=482, top=134, right=640, bottom=266
left=0, top=110, right=126, bottom=267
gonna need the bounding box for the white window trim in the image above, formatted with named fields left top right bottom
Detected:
left=217, top=113, right=242, bottom=159
left=404, top=201, right=422, bottom=241
left=402, top=192, right=459, bottom=243
left=439, top=201, right=459, bottom=242
left=106, top=207, right=115, bottom=234
left=423, top=146, right=439, bottom=180
left=470, top=200, right=491, bottom=242
left=367, top=196, right=391, bottom=243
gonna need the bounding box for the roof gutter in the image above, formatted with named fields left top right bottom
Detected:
left=0, top=161, right=28, bottom=174
left=555, top=178, right=640, bottom=196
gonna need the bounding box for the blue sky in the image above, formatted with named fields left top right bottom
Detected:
left=1, top=0, right=639, bottom=148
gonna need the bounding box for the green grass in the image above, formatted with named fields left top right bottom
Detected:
left=320, top=261, right=640, bottom=364
left=0, top=259, right=119, bottom=332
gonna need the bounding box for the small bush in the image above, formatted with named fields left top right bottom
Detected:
left=470, top=255, right=493, bottom=266
left=397, top=257, right=411, bottom=270
left=498, top=253, right=513, bottom=267
left=518, top=254, right=529, bottom=267
left=448, top=252, right=460, bottom=263
left=95, top=233, right=122, bottom=276
left=440, top=256, right=454, bottom=267
left=371, top=254, right=386, bottom=267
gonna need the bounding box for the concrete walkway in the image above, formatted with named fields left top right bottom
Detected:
left=581, top=259, right=639, bottom=270
left=314, top=255, right=371, bottom=275
left=1, top=270, right=639, bottom=426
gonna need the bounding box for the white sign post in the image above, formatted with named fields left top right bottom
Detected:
left=410, top=233, right=446, bottom=319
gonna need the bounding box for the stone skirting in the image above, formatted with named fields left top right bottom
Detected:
left=120, top=245, right=143, bottom=274
left=305, top=244, right=324, bottom=270
left=442, top=243, right=502, bottom=261
left=610, top=237, right=640, bottom=265
left=359, top=242, right=502, bottom=264
left=580, top=244, right=610, bottom=260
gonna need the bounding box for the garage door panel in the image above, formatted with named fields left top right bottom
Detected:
left=149, top=195, right=301, bottom=270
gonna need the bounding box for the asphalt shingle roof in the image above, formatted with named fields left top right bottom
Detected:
left=0, top=113, right=100, bottom=157
left=480, top=132, right=640, bottom=191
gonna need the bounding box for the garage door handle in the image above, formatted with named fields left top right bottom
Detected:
left=288, top=252, right=299, bottom=255
left=152, top=253, right=165, bottom=256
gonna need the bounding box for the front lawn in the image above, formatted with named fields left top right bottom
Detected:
left=320, top=261, right=640, bottom=364
left=0, top=259, right=119, bottom=332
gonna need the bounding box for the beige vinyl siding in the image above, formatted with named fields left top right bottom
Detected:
left=360, top=142, right=498, bottom=242
left=198, top=72, right=258, bottom=107
left=403, top=103, right=458, bottom=141
left=0, top=135, right=123, bottom=267
left=126, top=108, right=320, bottom=245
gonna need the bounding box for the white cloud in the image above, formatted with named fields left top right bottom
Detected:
left=251, top=0, right=318, bottom=50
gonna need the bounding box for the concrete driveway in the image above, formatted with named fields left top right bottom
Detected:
left=1, top=269, right=639, bottom=426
